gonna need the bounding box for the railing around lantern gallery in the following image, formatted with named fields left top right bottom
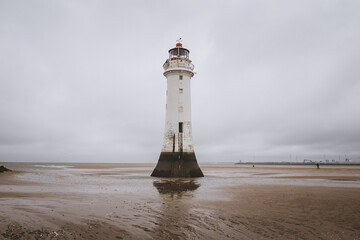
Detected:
left=163, top=58, right=194, bottom=71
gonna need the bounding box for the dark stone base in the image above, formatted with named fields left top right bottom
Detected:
left=151, top=152, right=204, bottom=178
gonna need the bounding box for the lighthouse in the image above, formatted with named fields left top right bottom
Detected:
left=151, top=40, right=204, bottom=178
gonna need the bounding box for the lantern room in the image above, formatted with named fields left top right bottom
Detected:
left=168, top=42, right=190, bottom=59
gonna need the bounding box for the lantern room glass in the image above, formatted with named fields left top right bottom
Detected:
left=169, top=48, right=189, bottom=59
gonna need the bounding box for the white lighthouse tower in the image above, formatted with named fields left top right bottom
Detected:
left=151, top=40, right=203, bottom=177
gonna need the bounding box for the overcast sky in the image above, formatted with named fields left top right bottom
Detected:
left=1, top=0, right=359, bottom=163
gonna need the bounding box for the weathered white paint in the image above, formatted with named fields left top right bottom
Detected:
left=161, top=47, right=195, bottom=153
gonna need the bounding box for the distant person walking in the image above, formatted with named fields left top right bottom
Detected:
left=316, top=163, right=320, bottom=169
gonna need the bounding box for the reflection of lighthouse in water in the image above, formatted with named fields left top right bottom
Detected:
left=152, top=179, right=200, bottom=238
left=151, top=40, right=203, bottom=178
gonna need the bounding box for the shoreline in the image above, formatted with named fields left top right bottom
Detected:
left=1, top=164, right=359, bottom=239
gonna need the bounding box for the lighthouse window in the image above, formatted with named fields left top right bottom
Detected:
left=179, top=122, right=183, bottom=133
left=179, top=88, right=183, bottom=93
left=179, top=75, right=183, bottom=80
left=179, top=106, right=183, bottom=112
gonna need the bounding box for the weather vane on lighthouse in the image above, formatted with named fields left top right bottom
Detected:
left=151, top=40, right=204, bottom=178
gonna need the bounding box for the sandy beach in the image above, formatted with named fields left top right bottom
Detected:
left=0, top=163, right=360, bottom=239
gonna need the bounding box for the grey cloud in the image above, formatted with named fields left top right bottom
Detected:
left=1, top=0, right=359, bottom=162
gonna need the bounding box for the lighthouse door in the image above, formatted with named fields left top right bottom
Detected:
left=178, top=122, right=183, bottom=154
left=172, top=134, right=175, bottom=152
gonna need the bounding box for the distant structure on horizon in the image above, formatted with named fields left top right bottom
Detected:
left=151, top=40, right=204, bottom=178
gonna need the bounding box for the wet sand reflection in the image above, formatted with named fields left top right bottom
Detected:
left=152, top=179, right=200, bottom=239
left=153, top=179, right=200, bottom=198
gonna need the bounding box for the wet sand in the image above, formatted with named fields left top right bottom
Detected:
left=0, top=163, right=360, bottom=239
